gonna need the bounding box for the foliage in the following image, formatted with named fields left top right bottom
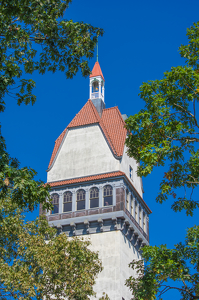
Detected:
left=0, top=0, right=104, bottom=298
left=99, top=293, right=111, bottom=300
left=0, top=0, right=103, bottom=112
left=125, top=22, right=199, bottom=216
left=0, top=134, right=52, bottom=211
left=126, top=226, right=199, bottom=300
left=0, top=196, right=102, bottom=299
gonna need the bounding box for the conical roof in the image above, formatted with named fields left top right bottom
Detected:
left=89, top=61, right=105, bottom=81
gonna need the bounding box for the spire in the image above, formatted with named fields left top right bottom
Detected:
left=96, top=38, right=98, bottom=62
left=89, top=61, right=105, bottom=81
left=89, top=60, right=105, bottom=115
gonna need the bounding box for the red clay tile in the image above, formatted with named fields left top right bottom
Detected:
left=89, top=61, right=105, bottom=81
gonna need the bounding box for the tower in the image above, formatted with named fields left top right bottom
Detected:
left=89, top=61, right=105, bottom=116
left=41, top=61, right=151, bottom=300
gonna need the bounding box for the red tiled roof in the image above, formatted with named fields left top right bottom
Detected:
left=46, top=171, right=152, bottom=213
left=48, top=171, right=124, bottom=186
left=48, top=127, right=67, bottom=169
left=101, top=107, right=127, bottom=157
left=89, top=61, right=105, bottom=81
left=68, top=99, right=100, bottom=128
left=48, top=100, right=127, bottom=169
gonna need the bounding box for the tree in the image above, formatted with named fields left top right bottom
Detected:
left=125, top=22, right=199, bottom=300
left=125, top=22, right=199, bottom=216
left=126, top=226, right=199, bottom=300
left=0, top=0, right=104, bottom=298
left=0, top=196, right=102, bottom=300
left=0, top=0, right=103, bottom=211
left=0, top=0, right=103, bottom=113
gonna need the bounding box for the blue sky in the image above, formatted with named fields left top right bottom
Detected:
left=1, top=0, right=199, bottom=298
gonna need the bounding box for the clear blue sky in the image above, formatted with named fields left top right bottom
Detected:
left=1, top=0, right=199, bottom=298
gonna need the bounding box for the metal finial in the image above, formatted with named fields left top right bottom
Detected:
left=97, top=37, right=98, bottom=62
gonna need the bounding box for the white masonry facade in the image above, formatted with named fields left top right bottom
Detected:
left=40, top=61, right=152, bottom=300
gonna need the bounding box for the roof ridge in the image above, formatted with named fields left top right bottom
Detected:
left=99, top=120, right=117, bottom=156
left=114, top=106, right=127, bottom=126
left=48, top=127, right=67, bottom=168
left=88, top=100, right=118, bottom=155
left=88, top=99, right=101, bottom=122
left=103, top=106, right=118, bottom=111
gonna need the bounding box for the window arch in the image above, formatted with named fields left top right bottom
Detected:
left=92, top=80, right=99, bottom=93
left=103, top=185, right=113, bottom=206
left=90, top=187, right=99, bottom=208
left=76, top=189, right=86, bottom=210
left=63, top=191, right=72, bottom=212
left=51, top=193, right=59, bottom=214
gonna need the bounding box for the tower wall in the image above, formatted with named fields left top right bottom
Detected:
left=120, top=145, right=143, bottom=197
left=47, top=124, right=119, bottom=183
left=87, top=230, right=140, bottom=300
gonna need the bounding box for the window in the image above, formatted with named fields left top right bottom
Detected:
left=103, top=185, right=113, bottom=206
left=139, top=206, right=141, bottom=226
left=126, top=191, right=129, bottom=211
left=92, top=81, right=99, bottom=93
left=143, top=212, right=146, bottom=231
left=51, top=193, right=59, bottom=214
left=76, top=189, right=85, bottom=210
left=63, top=191, right=72, bottom=212
left=131, top=194, right=134, bottom=216
left=90, top=187, right=99, bottom=208
left=129, top=166, right=133, bottom=180
left=135, top=201, right=138, bottom=222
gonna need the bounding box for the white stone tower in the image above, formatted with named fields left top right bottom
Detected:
left=40, top=61, right=151, bottom=300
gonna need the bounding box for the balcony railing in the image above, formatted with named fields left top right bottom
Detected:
left=91, top=92, right=104, bottom=99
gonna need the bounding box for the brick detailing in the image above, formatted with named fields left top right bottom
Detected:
left=47, top=206, right=117, bottom=222
left=89, top=61, right=105, bottom=81
left=116, top=188, right=125, bottom=211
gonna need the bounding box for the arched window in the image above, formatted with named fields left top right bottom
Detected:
left=51, top=193, right=59, bottom=214
left=63, top=191, right=72, bottom=212
left=76, top=189, right=85, bottom=210
left=92, top=81, right=99, bottom=93
left=103, top=185, right=113, bottom=206
left=90, top=187, right=99, bottom=208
